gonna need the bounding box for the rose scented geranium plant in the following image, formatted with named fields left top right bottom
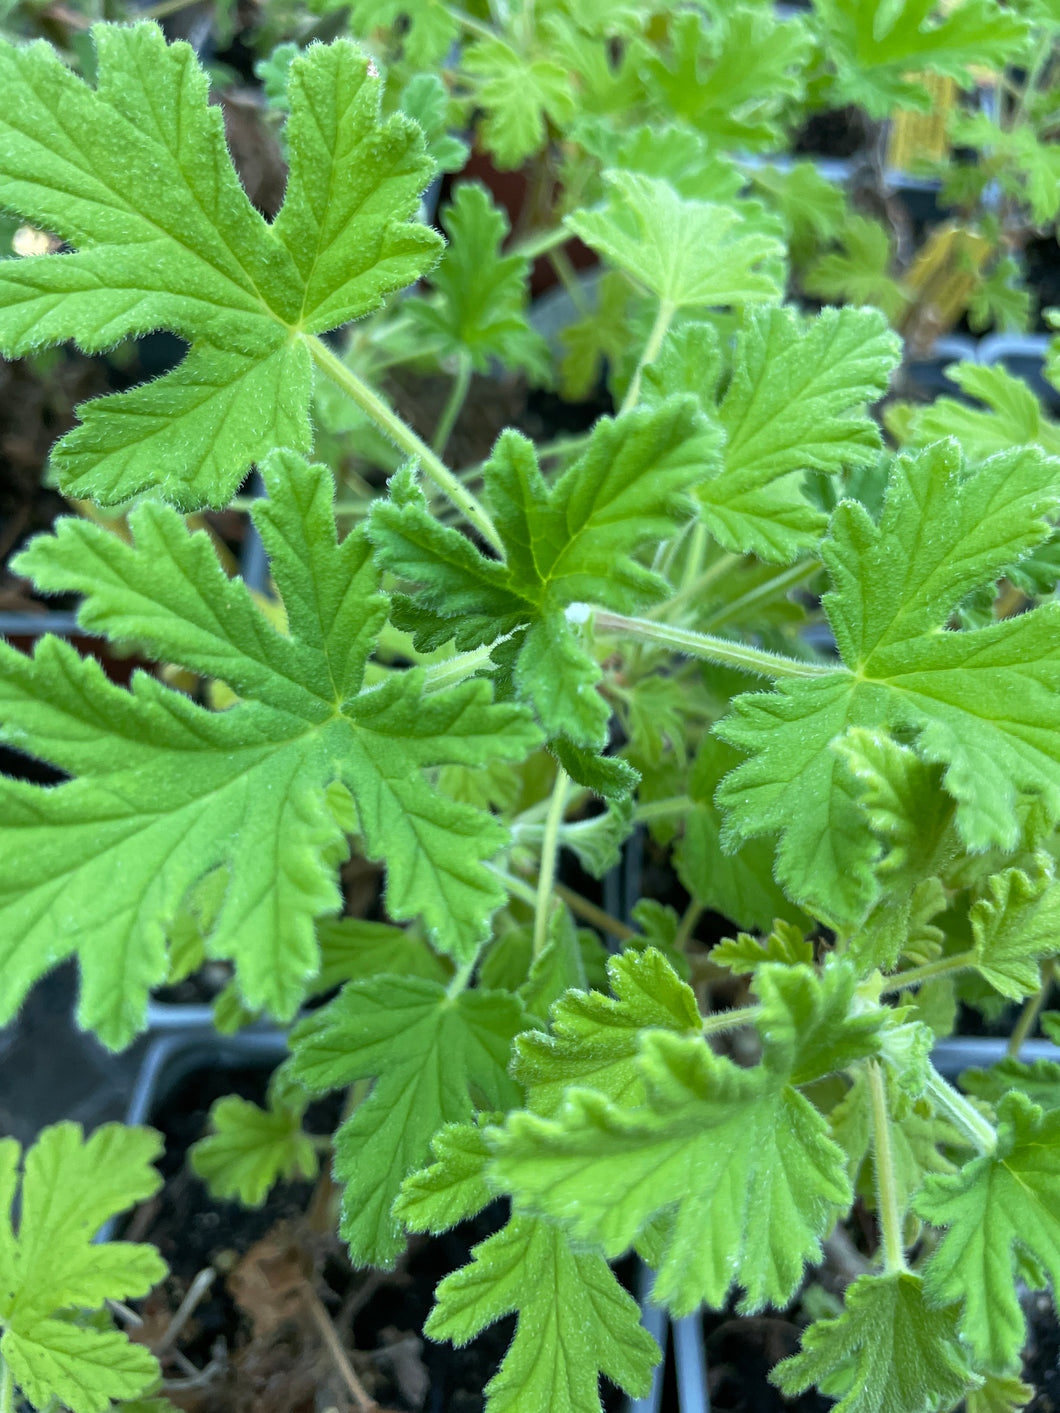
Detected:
left=3, top=11, right=1060, bottom=1413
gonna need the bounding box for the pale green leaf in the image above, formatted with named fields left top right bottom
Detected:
left=566, top=172, right=785, bottom=311
left=462, top=38, right=577, bottom=169
left=804, top=217, right=907, bottom=322
left=0, top=25, right=441, bottom=507
left=969, top=859, right=1060, bottom=999
left=900, top=362, right=1060, bottom=461
left=190, top=1090, right=318, bottom=1206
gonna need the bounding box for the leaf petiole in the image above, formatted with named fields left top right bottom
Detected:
left=432, top=350, right=474, bottom=458
left=308, top=336, right=504, bottom=553
left=868, top=1060, right=908, bottom=1273
left=534, top=766, right=570, bottom=958
left=579, top=605, right=842, bottom=680
left=923, top=1065, right=998, bottom=1156
left=619, top=297, right=676, bottom=415
left=0, top=1356, right=12, bottom=1413
left=880, top=950, right=978, bottom=994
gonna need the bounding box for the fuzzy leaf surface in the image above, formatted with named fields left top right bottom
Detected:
left=0, top=25, right=441, bottom=507
left=699, top=306, right=900, bottom=562
left=289, top=975, right=525, bottom=1266
left=495, top=965, right=875, bottom=1316
left=190, top=1090, right=317, bottom=1207
left=717, top=440, right=1060, bottom=929
left=408, top=183, right=548, bottom=377
left=370, top=399, right=709, bottom=746
left=399, top=1119, right=658, bottom=1413
left=1, top=452, right=538, bottom=1046
left=773, top=1271, right=979, bottom=1413
left=566, top=172, right=784, bottom=310
left=916, top=1092, right=1060, bottom=1372
left=0, top=1124, right=165, bottom=1413
left=969, top=861, right=1060, bottom=1000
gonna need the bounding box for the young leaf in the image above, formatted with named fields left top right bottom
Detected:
left=494, top=1023, right=852, bottom=1316
left=0, top=1124, right=166, bottom=1413
left=511, top=947, right=703, bottom=1119
left=0, top=25, right=441, bottom=507
left=960, top=1056, right=1060, bottom=1111
left=313, top=917, right=450, bottom=991
left=289, top=975, right=526, bottom=1266
left=772, top=1271, right=980, bottom=1413
left=804, top=216, right=907, bottom=323
left=699, top=305, right=900, bottom=563
left=190, top=1083, right=318, bottom=1206
left=815, top=0, right=1028, bottom=118
left=969, top=860, right=1060, bottom=1000
left=916, top=1091, right=1060, bottom=1373
left=349, top=0, right=457, bottom=66
left=370, top=398, right=711, bottom=746
left=399, top=1121, right=658, bottom=1413
left=717, top=439, right=1060, bottom=929
left=408, top=183, right=549, bottom=378
left=711, top=921, right=814, bottom=975
left=566, top=172, right=785, bottom=312
left=1, top=452, right=539, bottom=1046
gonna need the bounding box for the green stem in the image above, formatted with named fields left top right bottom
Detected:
left=1008, top=958, right=1055, bottom=1058
left=698, top=559, right=820, bottom=634
left=868, top=1061, right=908, bottom=1273
left=432, top=351, right=473, bottom=458
left=512, top=225, right=570, bottom=261
left=447, top=3, right=497, bottom=41
left=0, top=1356, right=12, bottom=1413
left=490, top=865, right=540, bottom=910
left=924, top=1064, right=997, bottom=1156
left=679, top=521, right=709, bottom=594
left=647, top=552, right=743, bottom=620
left=585, top=606, right=842, bottom=680
left=634, top=795, right=693, bottom=824
left=308, top=337, right=503, bottom=554
left=675, top=899, right=705, bottom=952
left=619, top=299, right=675, bottom=416
left=447, top=954, right=478, bottom=999
left=422, top=633, right=515, bottom=692
left=534, top=767, right=569, bottom=958
left=553, top=882, right=637, bottom=942
left=701, top=1003, right=759, bottom=1037
left=548, top=246, right=590, bottom=316
left=1012, top=30, right=1054, bottom=131
left=880, top=949, right=977, bottom=994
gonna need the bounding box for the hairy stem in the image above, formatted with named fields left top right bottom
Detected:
left=619, top=298, right=675, bottom=416
left=422, top=633, right=515, bottom=692
left=432, top=351, right=473, bottom=458
left=0, top=1356, right=12, bottom=1413
left=447, top=954, right=478, bottom=999
left=647, top=552, right=742, bottom=620
left=308, top=337, right=503, bottom=554
left=880, top=949, right=977, bottom=994
left=585, top=606, right=842, bottom=680
left=701, top=1003, right=759, bottom=1037
left=699, top=558, right=820, bottom=634
left=924, top=1065, right=998, bottom=1156
left=868, top=1061, right=908, bottom=1274
left=675, top=898, right=705, bottom=951
left=534, top=767, right=569, bottom=958
left=554, top=881, right=637, bottom=942
left=634, top=795, right=693, bottom=824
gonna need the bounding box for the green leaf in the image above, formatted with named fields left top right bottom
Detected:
left=399, top=1120, right=659, bottom=1413
left=967, top=1373, right=1035, bottom=1413
left=1, top=452, right=539, bottom=1046
left=519, top=904, right=589, bottom=1023
left=711, top=920, right=813, bottom=975
left=772, top=1271, right=980, bottom=1413
left=369, top=399, right=710, bottom=746
left=494, top=1022, right=852, bottom=1315
left=349, top=0, right=457, bottom=66
left=0, top=25, right=441, bottom=507
left=916, top=1091, right=1060, bottom=1372
left=699, top=306, right=900, bottom=563
left=409, top=183, right=549, bottom=378
left=675, top=735, right=808, bottom=931
left=313, top=917, right=450, bottom=991
left=960, top=1057, right=1060, bottom=1111
left=511, top=947, right=703, bottom=1119
left=400, top=73, right=469, bottom=174
left=289, top=975, right=525, bottom=1265
left=749, top=161, right=850, bottom=265
left=462, top=37, right=577, bottom=169
left=804, top=217, right=907, bottom=323
left=901, top=362, right=1060, bottom=461
left=190, top=1083, right=318, bottom=1206
left=0, top=1123, right=165, bottom=1413
left=814, top=0, right=1028, bottom=117
left=566, top=172, right=785, bottom=312
left=640, top=8, right=810, bottom=150
left=969, top=859, right=1060, bottom=999
left=717, top=439, right=1060, bottom=929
